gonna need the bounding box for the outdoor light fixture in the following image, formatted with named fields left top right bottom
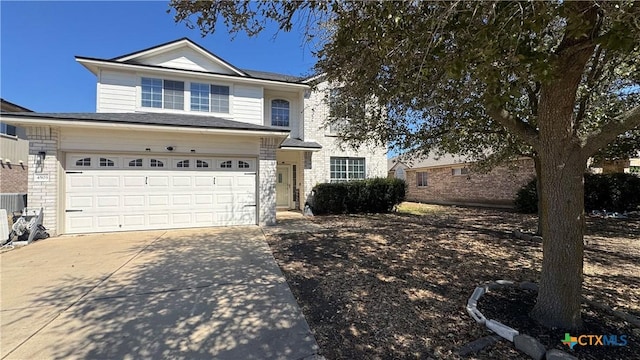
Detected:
left=35, top=151, right=46, bottom=173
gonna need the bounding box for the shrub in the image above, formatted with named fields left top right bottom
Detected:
left=514, top=173, right=640, bottom=213
left=514, top=178, right=538, bottom=214
left=309, top=177, right=406, bottom=215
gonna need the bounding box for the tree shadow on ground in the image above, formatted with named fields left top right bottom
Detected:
left=5, top=228, right=317, bottom=360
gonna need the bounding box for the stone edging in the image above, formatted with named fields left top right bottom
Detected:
left=465, top=280, right=578, bottom=360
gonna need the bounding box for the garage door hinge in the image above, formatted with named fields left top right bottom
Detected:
left=65, top=209, right=83, bottom=212
left=65, top=171, right=83, bottom=174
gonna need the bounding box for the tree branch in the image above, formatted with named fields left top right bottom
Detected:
left=486, top=106, right=540, bottom=150
left=582, top=106, right=640, bottom=158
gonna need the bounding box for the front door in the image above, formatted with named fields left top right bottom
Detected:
left=276, top=165, right=290, bottom=208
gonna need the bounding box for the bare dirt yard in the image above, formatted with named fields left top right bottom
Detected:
left=265, top=203, right=640, bottom=360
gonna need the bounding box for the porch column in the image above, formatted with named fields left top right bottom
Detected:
left=259, top=137, right=279, bottom=225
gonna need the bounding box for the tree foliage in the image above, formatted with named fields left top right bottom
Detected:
left=170, top=0, right=640, bottom=330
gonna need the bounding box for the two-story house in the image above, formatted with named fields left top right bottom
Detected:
left=1, top=38, right=387, bottom=235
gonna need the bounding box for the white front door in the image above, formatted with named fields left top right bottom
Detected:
left=64, top=154, right=257, bottom=234
left=276, top=165, right=290, bottom=208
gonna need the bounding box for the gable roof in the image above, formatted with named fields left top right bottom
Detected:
left=1, top=98, right=33, bottom=112
left=111, top=38, right=248, bottom=77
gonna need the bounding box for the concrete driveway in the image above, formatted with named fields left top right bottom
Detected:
left=1, top=227, right=320, bottom=359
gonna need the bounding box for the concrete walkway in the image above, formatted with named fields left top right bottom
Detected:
left=1, top=227, right=320, bottom=359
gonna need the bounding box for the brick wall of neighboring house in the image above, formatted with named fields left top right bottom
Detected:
left=0, top=163, right=28, bottom=193
left=406, top=158, right=536, bottom=207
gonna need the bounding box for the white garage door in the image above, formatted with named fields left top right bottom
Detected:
left=65, top=154, right=257, bottom=234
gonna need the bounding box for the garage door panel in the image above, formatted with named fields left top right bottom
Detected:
left=97, top=176, right=120, bottom=188
left=149, top=195, right=170, bottom=206
left=123, top=215, right=145, bottom=227
left=172, top=213, right=192, bottom=224
left=65, top=154, right=257, bottom=233
left=149, top=214, right=170, bottom=226
left=172, top=177, right=192, bottom=187
left=68, top=196, right=93, bottom=208
left=124, top=195, right=145, bottom=207
left=123, top=176, right=145, bottom=187
left=147, top=176, right=169, bottom=187
left=97, top=196, right=120, bottom=207
left=68, top=176, right=93, bottom=189
left=172, top=194, right=191, bottom=205
left=195, top=194, right=213, bottom=205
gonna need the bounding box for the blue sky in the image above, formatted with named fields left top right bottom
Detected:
left=0, top=1, right=316, bottom=112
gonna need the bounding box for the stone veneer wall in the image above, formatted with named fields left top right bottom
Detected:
left=405, top=158, right=536, bottom=207
left=26, top=126, right=60, bottom=234
left=259, top=137, right=279, bottom=225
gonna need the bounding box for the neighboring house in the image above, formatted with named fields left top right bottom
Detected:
left=0, top=38, right=387, bottom=235
left=589, top=157, right=640, bottom=175
left=390, top=154, right=535, bottom=208
left=387, top=158, right=407, bottom=180
left=0, top=99, right=30, bottom=194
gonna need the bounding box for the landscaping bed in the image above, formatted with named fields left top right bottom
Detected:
left=265, top=203, right=640, bottom=359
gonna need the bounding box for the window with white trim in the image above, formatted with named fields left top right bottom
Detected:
left=416, top=172, right=428, bottom=187
left=100, top=158, right=115, bottom=167
left=75, top=157, right=91, bottom=167
left=190, top=83, right=229, bottom=113
left=238, top=160, right=250, bottom=169
left=128, top=159, right=143, bottom=167
left=150, top=159, right=164, bottom=168
left=219, top=160, right=232, bottom=169
left=141, top=77, right=184, bottom=110
left=328, top=88, right=364, bottom=134
left=196, top=160, right=209, bottom=168
left=330, top=157, right=365, bottom=182
left=177, top=160, right=190, bottom=168
left=271, top=99, right=290, bottom=127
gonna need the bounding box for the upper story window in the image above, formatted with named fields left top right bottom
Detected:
left=271, top=99, right=290, bottom=127
left=190, top=83, right=230, bottom=113
left=141, top=77, right=184, bottom=110
left=328, top=88, right=365, bottom=130
left=0, top=123, right=17, bottom=137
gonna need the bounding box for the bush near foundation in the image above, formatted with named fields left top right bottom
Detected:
left=515, top=173, right=640, bottom=213
left=310, top=178, right=406, bottom=215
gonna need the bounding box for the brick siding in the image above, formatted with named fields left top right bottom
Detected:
left=26, top=126, right=60, bottom=234
left=0, top=164, right=28, bottom=193
left=406, top=158, right=535, bottom=207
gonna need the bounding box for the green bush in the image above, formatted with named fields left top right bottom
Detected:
left=309, top=177, right=406, bottom=215
left=514, top=178, right=538, bottom=214
left=515, top=173, right=640, bottom=213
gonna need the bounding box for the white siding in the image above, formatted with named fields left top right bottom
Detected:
left=136, top=47, right=237, bottom=74
left=60, top=128, right=260, bottom=156
left=97, top=70, right=137, bottom=112
left=233, top=85, right=263, bottom=125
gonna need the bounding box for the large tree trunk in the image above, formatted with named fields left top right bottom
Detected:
left=531, top=148, right=586, bottom=329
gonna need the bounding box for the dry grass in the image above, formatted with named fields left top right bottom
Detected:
left=265, top=203, right=640, bottom=360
